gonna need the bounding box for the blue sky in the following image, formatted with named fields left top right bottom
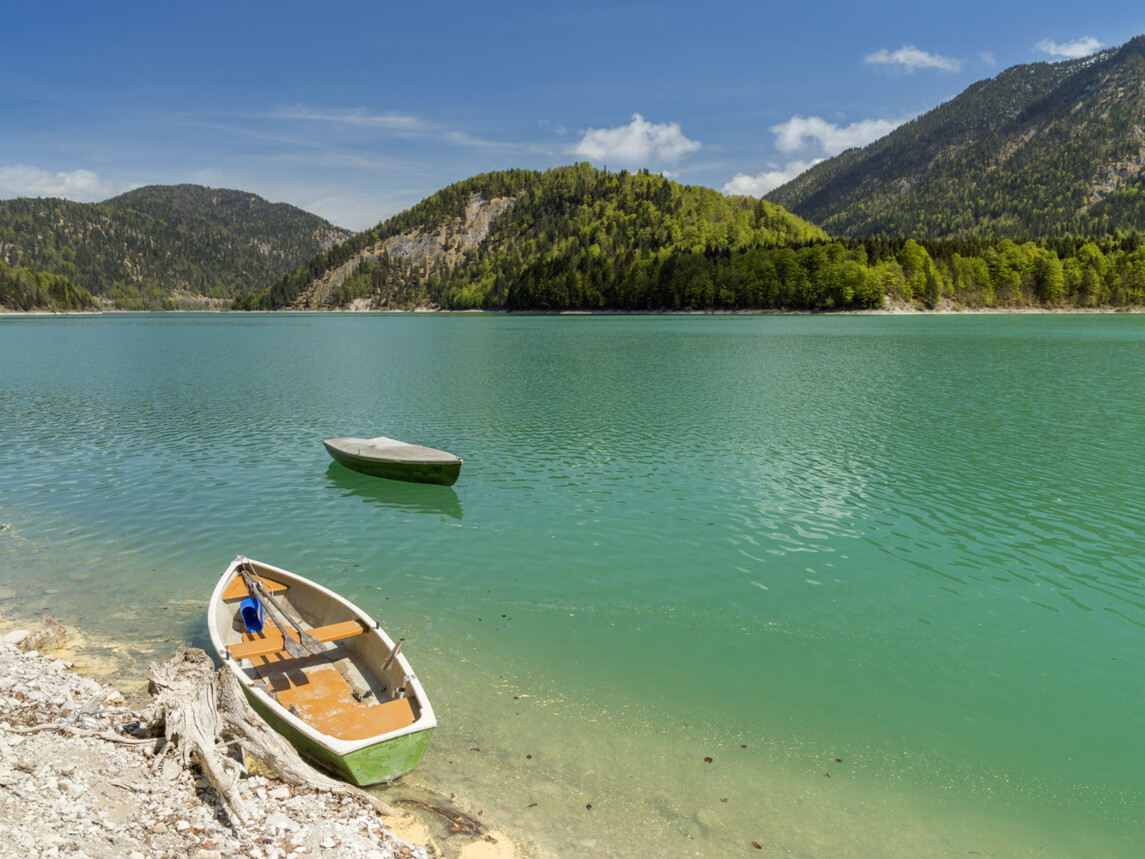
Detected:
left=2, top=1, right=1144, bottom=231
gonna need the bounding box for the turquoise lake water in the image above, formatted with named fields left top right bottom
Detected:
left=1, top=312, right=1143, bottom=856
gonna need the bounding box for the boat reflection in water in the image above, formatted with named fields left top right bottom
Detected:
left=324, top=463, right=463, bottom=522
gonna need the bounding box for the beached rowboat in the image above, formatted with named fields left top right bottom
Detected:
left=322, top=436, right=463, bottom=486
left=207, top=556, right=436, bottom=785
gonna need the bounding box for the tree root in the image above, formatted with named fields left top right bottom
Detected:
left=138, top=646, right=403, bottom=825
left=396, top=798, right=492, bottom=840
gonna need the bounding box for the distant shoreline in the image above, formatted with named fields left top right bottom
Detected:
left=542, top=307, right=1145, bottom=316
left=4, top=305, right=1144, bottom=317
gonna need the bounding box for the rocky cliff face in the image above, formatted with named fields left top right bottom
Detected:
left=384, top=192, right=514, bottom=267
left=298, top=193, right=514, bottom=308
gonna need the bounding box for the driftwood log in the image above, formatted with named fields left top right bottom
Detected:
left=139, top=646, right=402, bottom=824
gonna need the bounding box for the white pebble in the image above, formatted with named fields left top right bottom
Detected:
left=265, top=812, right=297, bottom=832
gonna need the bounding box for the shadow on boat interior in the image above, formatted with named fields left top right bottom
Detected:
left=323, top=463, right=464, bottom=521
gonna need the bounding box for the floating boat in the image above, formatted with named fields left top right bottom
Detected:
left=322, top=436, right=463, bottom=486
left=207, top=556, right=436, bottom=785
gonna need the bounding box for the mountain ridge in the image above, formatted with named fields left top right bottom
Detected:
left=12, top=35, right=1145, bottom=316
left=765, top=35, right=1145, bottom=238
left=234, top=164, right=1145, bottom=314
left=0, top=185, right=352, bottom=309
left=234, top=164, right=834, bottom=312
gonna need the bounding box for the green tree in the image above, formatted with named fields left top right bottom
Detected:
left=1034, top=251, right=1065, bottom=304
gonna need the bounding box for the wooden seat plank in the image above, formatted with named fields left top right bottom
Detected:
left=221, top=574, right=288, bottom=602
left=310, top=696, right=416, bottom=740
left=227, top=618, right=368, bottom=661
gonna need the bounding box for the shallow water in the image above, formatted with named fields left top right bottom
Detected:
left=1, top=312, right=1143, bottom=856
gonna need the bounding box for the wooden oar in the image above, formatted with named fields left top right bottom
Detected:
left=239, top=564, right=323, bottom=657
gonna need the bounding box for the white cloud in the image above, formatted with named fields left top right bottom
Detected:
left=272, top=107, right=427, bottom=132
left=0, top=164, right=114, bottom=200
left=721, top=160, right=824, bottom=197
left=1035, top=37, right=1103, bottom=58
left=865, top=45, right=962, bottom=73
left=770, top=115, right=904, bottom=156
left=722, top=111, right=905, bottom=198
left=574, top=113, right=701, bottom=165
left=266, top=106, right=556, bottom=158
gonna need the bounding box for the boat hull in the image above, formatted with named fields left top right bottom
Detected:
left=324, top=442, right=462, bottom=486
left=240, top=684, right=434, bottom=785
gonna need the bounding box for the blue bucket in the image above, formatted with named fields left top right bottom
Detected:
left=240, top=597, right=265, bottom=634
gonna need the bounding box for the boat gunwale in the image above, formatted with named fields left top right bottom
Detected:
left=207, top=556, right=437, bottom=759
left=322, top=437, right=463, bottom=466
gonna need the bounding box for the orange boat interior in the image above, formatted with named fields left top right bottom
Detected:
left=222, top=573, right=416, bottom=741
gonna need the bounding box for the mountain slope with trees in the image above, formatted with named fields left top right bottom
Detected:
left=766, top=35, right=1145, bottom=239
left=0, top=186, right=352, bottom=309
left=236, top=164, right=845, bottom=312
left=238, top=164, right=1145, bottom=313
left=12, top=45, right=1145, bottom=319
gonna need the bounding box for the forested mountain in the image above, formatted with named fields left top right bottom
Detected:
left=0, top=186, right=352, bottom=309
left=235, top=164, right=834, bottom=311
left=766, top=35, right=1145, bottom=239
left=10, top=93, right=1145, bottom=316
left=238, top=164, right=1145, bottom=313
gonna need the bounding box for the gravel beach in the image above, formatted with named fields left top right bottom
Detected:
left=0, top=625, right=439, bottom=859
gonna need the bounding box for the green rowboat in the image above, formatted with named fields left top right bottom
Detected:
left=323, top=436, right=463, bottom=486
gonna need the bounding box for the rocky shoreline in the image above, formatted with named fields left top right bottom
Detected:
left=0, top=624, right=432, bottom=859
